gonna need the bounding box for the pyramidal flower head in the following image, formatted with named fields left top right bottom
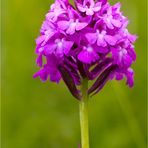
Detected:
left=34, top=0, right=137, bottom=100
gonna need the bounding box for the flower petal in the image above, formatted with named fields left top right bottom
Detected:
left=44, top=43, right=57, bottom=55
left=36, top=35, right=45, bottom=44
left=105, top=35, right=117, bottom=46
left=123, top=54, right=132, bottom=67
left=97, top=37, right=107, bottom=47
left=63, top=40, right=74, bottom=55
left=78, top=50, right=99, bottom=64
left=97, top=47, right=108, bottom=53
left=76, top=22, right=88, bottom=31
left=111, top=19, right=122, bottom=28
left=57, top=21, right=69, bottom=30
left=86, top=9, right=94, bottom=15
left=77, top=3, right=86, bottom=12
left=66, top=24, right=76, bottom=35
left=85, top=32, right=97, bottom=44
left=36, top=54, right=43, bottom=67
left=126, top=68, right=134, bottom=87
left=128, top=47, right=136, bottom=61
left=33, top=68, right=48, bottom=82
left=115, top=73, right=124, bottom=80
left=49, top=69, right=61, bottom=83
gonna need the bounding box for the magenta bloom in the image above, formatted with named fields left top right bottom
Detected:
left=34, top=0, right=137, bottom=99
left=76, top=0, right=102, bottom=15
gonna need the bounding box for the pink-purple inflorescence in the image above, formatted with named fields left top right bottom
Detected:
left=34, top=0, right=137, bottom=100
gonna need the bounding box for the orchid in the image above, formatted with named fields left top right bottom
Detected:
left=57, top=8, right=90, bottom=34
left=101, top=3, right=122, bottom=29
left=34, top=0, right=137, bottom=147
left=46, top=0, right=67, bottom=22
left=44, top=37, right=74, bottom=57
left=76, top=0, right=102, bottom=15
left=36, top=21, right=57, bottom=46
left=85, top=30, right=117, bottom=47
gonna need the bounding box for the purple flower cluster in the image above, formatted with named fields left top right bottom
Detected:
left=34, top=0, right=137, bottom=99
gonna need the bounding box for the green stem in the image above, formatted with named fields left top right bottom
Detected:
left=79, top=78, right=90, bottom=148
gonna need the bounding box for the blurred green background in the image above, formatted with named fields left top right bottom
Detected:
left=1, top=0, right=147, bottom=147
